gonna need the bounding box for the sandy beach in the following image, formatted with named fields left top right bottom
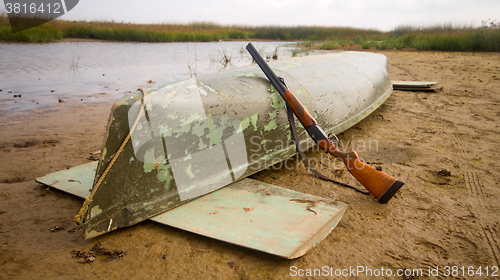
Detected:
left=1, top=49, right=499, bottom=279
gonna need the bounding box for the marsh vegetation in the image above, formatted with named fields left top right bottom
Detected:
left=1, top=14, right=499, bottom=52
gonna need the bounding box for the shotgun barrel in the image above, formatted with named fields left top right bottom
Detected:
left=246, top=42, right=404, bottom=203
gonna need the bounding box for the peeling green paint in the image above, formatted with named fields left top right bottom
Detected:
left=239, top=117, right=250, bottom=132
left=161, top=127, right=173, bottom=137
left=250, top=112, right=259, bottom=131
left=235, top=71, right=261, bottom=77
left=163, top=179, right=172, bottom=191
left=269, top=92, right=285, bottom=109
left=143, top=201, right=155, bottom=211
left=160, top=101, right=170, bottom=109
left=206, top=115, right=224, bottom=145
left=156, top=162, right=171, bottom=183
left=186, top=164, right=194, bottom=178
left=143, top=149, right=157, bottom=173
left=191, top=120, right=207, bottom=137
left=210, top=125, right=224, bottom=145
left=264, top=112, right=278, bottom=131
left=173, top=124, right=191, bottom=138
left=264, top=119, right=278, bottom=131
left=180, top=111, right=202, bottom=126
left=198, top=138, right=207, bottom=150
left=167, top=112, right=178, bottom=120
left=287, top=131, right=292, bottom=141
left=90, top=205, right=102, bottom=219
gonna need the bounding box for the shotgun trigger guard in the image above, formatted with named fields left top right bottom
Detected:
left=328, top=133, right=339, bottom=148
left=278, top=77, right=288, bottom=89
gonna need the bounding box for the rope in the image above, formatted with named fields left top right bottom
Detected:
left=74, top=88, right=148, bottom=225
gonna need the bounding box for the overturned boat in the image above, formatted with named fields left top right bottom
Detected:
left=38, top=51, right=393, bottom=258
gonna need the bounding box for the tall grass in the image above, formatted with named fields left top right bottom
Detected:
left=0, top=13, right=62, bottom=42
left=392, top=22, right=478, bottom=36
left=237, top=25, right=382, bottom=41
left=412, top=29, right=500, bottom=51
left=371, top=22, right=500, bottom=52
left=374, top=21, right=500, bottom=51
left=0, top=16, right=382, bottom=43
left=318, top=40, right=339, bottom=50
left=1, top=15, right=499, bottom=52
left=0, top=24, right=62, bottom=42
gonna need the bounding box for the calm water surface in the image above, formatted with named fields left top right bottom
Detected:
left=0, top=41, right=297, bottom=116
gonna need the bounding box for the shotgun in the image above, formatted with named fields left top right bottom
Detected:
left=246, top=42, right=404, bottom=203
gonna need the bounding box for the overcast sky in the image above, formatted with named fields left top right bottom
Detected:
left=3, top=0, right=500, bottom=31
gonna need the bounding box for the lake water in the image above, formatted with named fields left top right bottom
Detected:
left=0, top=41, right=298, bottom=116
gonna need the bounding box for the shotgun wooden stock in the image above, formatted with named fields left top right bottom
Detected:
left=247, top=42, right=404, bottom=203
left=317, top=139, right=404, bottom=202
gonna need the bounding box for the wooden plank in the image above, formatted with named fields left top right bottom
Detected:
left=392, top=81, right=441, bottom=92
left=393, top=87, right=442, bottom=92
left=36, top=163, right=348, bottom=259
left=35, top=161, right=97, bottom=198
left=392, top=81, right=438, bottom=88
left=152, top=179, right=347, bottom=259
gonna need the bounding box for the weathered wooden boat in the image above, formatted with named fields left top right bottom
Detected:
left=36, top=51, right=393, bottom=258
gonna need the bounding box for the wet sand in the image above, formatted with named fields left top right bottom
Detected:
left=1, top=50, right=499, bottom=279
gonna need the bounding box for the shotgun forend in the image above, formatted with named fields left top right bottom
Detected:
left=246, top=42, right=404, bottom=203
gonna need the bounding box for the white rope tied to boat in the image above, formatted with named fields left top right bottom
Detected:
left=74, top=87, right=148, bottom=225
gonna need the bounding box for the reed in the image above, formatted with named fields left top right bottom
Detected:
left=1, top=15, right=498, bottom=52
left=370, top=28, right=500, bottom=52
left=372, top=20, right=500, bottom=51
left=0, top=25, right=62, bottom=42
left=299, top=41, right=315, bottom=47
left=0, top=15, right=62, bottom=42
left=0, top=16, right=381, bottom=42
left=218, top=47, right=232, bottom=65
left=66, top=52, right=81, bottom=70
left=318, top=40, right=338, bottom=50
left=237, top=24, right=381, bottom=40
